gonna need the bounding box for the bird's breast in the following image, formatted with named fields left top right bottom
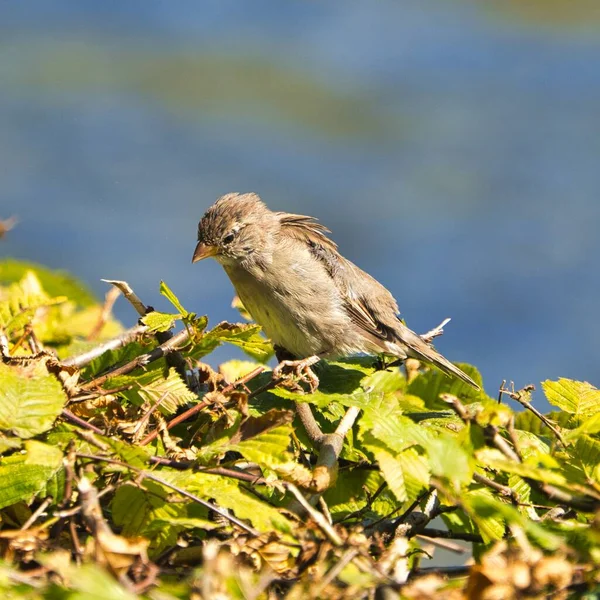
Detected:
left=223, top=261, right=351, bottom=358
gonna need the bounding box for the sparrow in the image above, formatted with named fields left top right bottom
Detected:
left=192, top=193, right=480, bottom=391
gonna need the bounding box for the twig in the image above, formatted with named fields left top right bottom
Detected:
left=132, top=391, right=170, bottom=440
left=415, top=534, right=468, bottom=554
left=315, top=548, right=360, bottom=594
left=102, top=279, right=190, bottom=382
left=248, top=375, right=283, bottom=399
left=87, top=286, right=121, bottom=341
left=473, top=472, right=518, bottom=501
left=295, top=402, right=325, bottom=446
left=507, top=415, right=522, bottom=461
left=285, top=483, right=343, bottom=546
left=415, top=528, right=483, bottom=544
left=420, top=318, right=451, bottom=343
left=337, top=482, right=388, bottom=523
left=446, top=393, right=599, bottom=512
left=61, top=409, right=105, bottom=435
left=391, top=489, right=443, bottom=539
left=541, top=506, right=567, bottom=522
left=311, top=406, right=361, bottom=492
left=62, top=325, right=148, bottom=369
left=532, top=482, right=599, bottom=513
left=409, top=565, right=470, bottom=578
left=442, top=393, right=521, bottom=463
left=56, top=485, right=116, bottom=518
left=0, top=215, right=18, bottom=238
left=80, top=329, right=190, bottom=390
left=139, top=398, right=208, bottom=446
left=221, top=365, right=266, bottom=394
left=141, top=366, right=268, bottom=446
left=499, top=381, right=566, bottom=447
left=20, top=497, right=52, bottom=530
left=69, top=519, right=84, bottom=565
left=75, top=453, right=259, bottom=535
left=366, top=488, right=430, bottom=536
left=101, top=279, right=147, bottom=316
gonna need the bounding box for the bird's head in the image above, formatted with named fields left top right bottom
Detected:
left=193, top=192, right=276, bottom=267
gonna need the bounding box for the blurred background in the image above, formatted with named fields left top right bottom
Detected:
left=1, top=1, right=599, bottom=399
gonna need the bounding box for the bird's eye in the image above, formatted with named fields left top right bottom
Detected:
left=222, top=232, right=236, bottom=245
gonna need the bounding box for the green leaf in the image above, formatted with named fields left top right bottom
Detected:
left=192, top=322, right=274, bottom=363
left=219, top=359, right=264, bottom=383
left=160, top=280, right=189, bottom=317
left=361, top=366, right=406, bottom=394
left=407, top=362, right=486, bottom=407
left=359, top=401, right=434, bottom=501
left=365, top=441, right=407, bottom=502
left=110, top=481, right=213, bottom=555
left=424, top=433, right=473, bottom=485
left=477, top=453, right=568, bottom=487
left=0, top=271, right=67, bottom=334
left=0, top=441, right=63, bottom=509
left=141, top=310, right=181, bottom=333
left=0, top=259, right=97, bottom=307
left=464, top=487, right=506, bottom=543
left=542, top=379, right=600, bottom=419
left=38, top=559, right=137, bottom=600
left=270, top=386, right=379, bottom=412
left=467, top=491, right=561, bottom=549
left=324, top=468, right=398, bottom=520
left=394, top=448, right=431, bottom=499
left=119, top=367, right=197, bottom=415
left=514, top=409, right=571, bottom=439
left=231, top=424, right=296, bottom=471
left=0, top=436, right=22, bottom=455
left=574, top=435, right=600, bottom=481
left=102, top=436, right=152, bottom=468
left=81, top=339, right=155, bottom=379
left=0, top=361, right=66, bottom=438
left=566, top=412, right=600, bottom=440
left=111, top=482, right=165, bottom=536
left=164, top=471, right=294, bottom=535
left=360, top=402, right=435, bottom=453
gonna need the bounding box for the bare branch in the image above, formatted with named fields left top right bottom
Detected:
left=61, top=409, right=105, bottom=435
left=75, top=452, right=259, bottom=535
left=101, top=279, right=147, bottom=316
left=61, top=325, right=148, bottom=369
left=420, top=317, right=451, bottom=343
left=499, top=381, right=566, bottom=447
left=80, top=329, right=190, bottom=391
left=285, top=483, right=343, bottom=546
left=442, top=393, right=521, bottom=462
left=416, top=527, right=483, bottom=544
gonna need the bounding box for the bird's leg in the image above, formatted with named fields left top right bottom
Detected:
left=272, top=355, right=321, bottom=393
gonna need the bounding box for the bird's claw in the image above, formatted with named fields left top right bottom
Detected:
left=272, top=356, right=320, bottom=393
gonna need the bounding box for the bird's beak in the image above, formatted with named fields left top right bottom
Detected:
left=192, top=241, right=217, bottom=263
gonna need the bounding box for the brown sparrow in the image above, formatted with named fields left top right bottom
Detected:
left=193, top=193, right=479, bottom=391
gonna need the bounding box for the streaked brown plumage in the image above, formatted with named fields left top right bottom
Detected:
left=193, top=192, right=479, bottom=390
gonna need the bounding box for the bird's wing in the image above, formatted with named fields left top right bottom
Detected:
left=277, top=213, right=338, bottom=252
left=277, top=211, right=400, bottom=344
left=339, top=261, right=403, bottom=344
left=276, top=211, right=481, bottom=388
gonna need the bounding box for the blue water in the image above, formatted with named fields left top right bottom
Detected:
left=1, top=1, right=599, bottom=408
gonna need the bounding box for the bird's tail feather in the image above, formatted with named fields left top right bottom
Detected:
left=393, top=324, right=481, bottom=390
left=411, top=344, right=480, bottom=390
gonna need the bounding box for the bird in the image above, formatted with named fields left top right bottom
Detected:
left=192, top=192, right=480, bottom=391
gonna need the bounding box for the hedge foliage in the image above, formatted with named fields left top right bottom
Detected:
left=0, top=259, right=599, bottom=599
